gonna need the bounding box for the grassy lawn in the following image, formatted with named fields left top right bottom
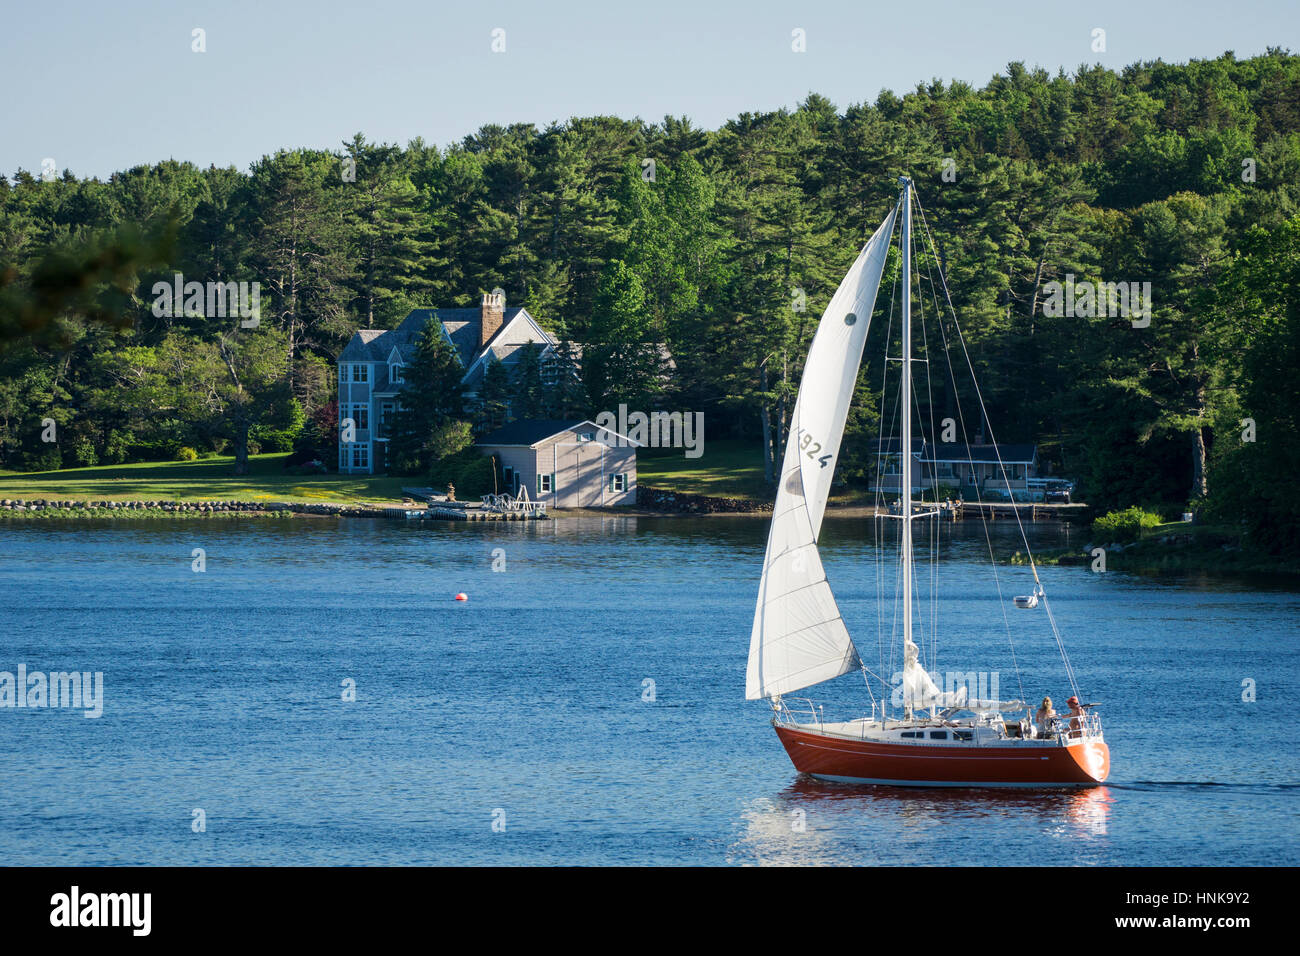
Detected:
left=0, top=454, right=409, bottom=504
left=636, top=439, right=771, bottom=499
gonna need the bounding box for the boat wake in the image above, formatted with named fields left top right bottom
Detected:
left=1111, top=780, right=1299, bottom=794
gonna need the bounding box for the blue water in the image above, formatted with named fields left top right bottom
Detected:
left=0, top=516, right=1295, bottom=865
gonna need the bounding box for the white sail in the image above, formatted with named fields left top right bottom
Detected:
left=746, top=206, right=899, bottom=701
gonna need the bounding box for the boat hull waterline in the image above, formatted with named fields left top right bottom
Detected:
left=774, top=723, right=1111, bottom=788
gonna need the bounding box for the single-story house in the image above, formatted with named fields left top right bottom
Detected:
left=336, top=292, right=579, bottom=474
left=476, top=419, right=640, bottom=508
left=873, top=439, right=1040, bottom=495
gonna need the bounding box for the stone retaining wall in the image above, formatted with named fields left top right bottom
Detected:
left=0, top=498, right=390, bottom=518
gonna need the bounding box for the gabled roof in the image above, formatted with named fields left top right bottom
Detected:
left=875, top=439, right=1038, bottom=464
left=339, top=329, right=388, bottom=362
left=477, top=419, right=589, bottom=447
left=338, top=307, right=550, bottom=379
left=460, top=310, right=560, bottom=388
left=476, top=419, right=642, bottom=449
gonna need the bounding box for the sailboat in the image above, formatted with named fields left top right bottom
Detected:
left=747, top=176, right=1109, bottom=787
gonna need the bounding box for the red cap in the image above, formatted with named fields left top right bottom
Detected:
left=1067, top=696, right=1079, bottom=706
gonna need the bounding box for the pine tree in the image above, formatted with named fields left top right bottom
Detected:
left=511, top=341, right=549, bottom=419
left=387, top=321, right=466, bottom=474
left=475, top=356, right=511, bottom=433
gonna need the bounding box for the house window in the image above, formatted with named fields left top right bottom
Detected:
left=352, top=404, right=368, bottom=430
left=352, top=364, right=368, bottom=383
left=339, top=445, right=348, bottom=470
left=390, top=363, right=403, bottom=384
left=352, top=443, right=369, bottom=469
left=537, top=473, right=553, bottom=494
left=339, top=363, right=348, bottom=385
left=578, top=432, right=593, bottom=442
left=379, top=402, right=393, bottom=437
left=503, top=466, right=515, bottom=488
left=608, top=473, right=627, bottom=492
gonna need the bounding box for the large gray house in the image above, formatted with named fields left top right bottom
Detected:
left=336, top=293, right=576, bottom=474
left=476, top=419, right=640, bottom=508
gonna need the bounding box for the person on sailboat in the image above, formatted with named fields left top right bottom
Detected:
left=1035, top=697, right=1056, bottom=737
left=1066, top=696, right=1085, bottom=738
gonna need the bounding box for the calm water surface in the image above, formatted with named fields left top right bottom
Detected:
left=0, top=515, right=1295, bottom=865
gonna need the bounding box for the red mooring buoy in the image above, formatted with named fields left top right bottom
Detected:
left=454, top=592, right=468, bottom=602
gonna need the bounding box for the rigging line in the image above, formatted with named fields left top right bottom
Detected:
left=913, top=192, right=1077, bottom=702
left=911, top=192, right=1026, bottom=707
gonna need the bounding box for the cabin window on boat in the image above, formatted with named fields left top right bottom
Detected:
left=930, top=731, right=948, bottom=739
left=953, top=731, right=973, bottom=741
left=901, top=731, right=921, bottom=738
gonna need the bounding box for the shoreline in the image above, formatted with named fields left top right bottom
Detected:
left=6, top=497, right=1293, bottom=581
left=6, top=497, right=1292, bottom=582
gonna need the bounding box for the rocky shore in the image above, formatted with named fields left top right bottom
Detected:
left=635, top=485, right=772, bottom=514
left=0, top=498, right=392, bottom=519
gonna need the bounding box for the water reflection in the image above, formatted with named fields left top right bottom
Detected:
left=729, top=776, right=1112, bottom=865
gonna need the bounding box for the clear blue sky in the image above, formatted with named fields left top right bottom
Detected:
left=3, top=0, right=1296, bottom=180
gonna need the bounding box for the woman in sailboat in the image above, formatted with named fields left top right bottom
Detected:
left=1066, top=697, right=1085, bottom=738
left=1035, top=697, right=1056, bottom=737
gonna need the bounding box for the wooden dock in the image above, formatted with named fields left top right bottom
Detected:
left=954, top=501, right=1088, bottom=522
left=403, top=504, right=547, bottom=522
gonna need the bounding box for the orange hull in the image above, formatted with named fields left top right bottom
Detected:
left=774, top=723, right=1110, bottom=787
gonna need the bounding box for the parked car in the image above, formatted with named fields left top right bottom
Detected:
left=1043, top=479, right=1074, bottom=503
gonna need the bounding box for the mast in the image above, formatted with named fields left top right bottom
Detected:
left=900, top=176, right=914, bottom=721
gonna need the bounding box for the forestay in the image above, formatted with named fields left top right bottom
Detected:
left=745, top=206, right=899, bottom=701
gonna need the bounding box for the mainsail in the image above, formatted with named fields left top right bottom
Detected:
left=745, top=205, right=899, bottom=700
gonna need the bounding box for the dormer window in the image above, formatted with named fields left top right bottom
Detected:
left=390, top=363, right=404, bottom=384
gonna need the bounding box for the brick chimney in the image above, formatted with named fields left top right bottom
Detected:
left=480, top=291, right=505, bottom=347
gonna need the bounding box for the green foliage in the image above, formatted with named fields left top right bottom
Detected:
left=1200, top=217, right=1300, bottom=553
left=176, top=446, right=199, bottom=461
left=429, top=445, right=496, bottom=500
left=584, top=259, right=665, bottom=409
left=429, top=419, right=473, bottom=461
left=1093, top=506, right=1163, bottom=542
